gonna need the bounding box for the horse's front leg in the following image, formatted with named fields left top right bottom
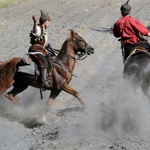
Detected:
left=62, top=83, right=86, bottom=109
left=44, top=89, right=61, bottom=117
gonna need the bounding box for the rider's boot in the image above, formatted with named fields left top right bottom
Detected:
left=41, top=69, right=51, bottom=89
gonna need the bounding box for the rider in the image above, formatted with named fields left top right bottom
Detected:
left=113, top=0, right=150, bottom=62
left=28, top=10, right=51, bottom=89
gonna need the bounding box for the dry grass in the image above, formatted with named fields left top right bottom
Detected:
left=0, top=0, right=24, bottom=8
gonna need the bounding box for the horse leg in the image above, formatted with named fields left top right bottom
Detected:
left=5, top=93, right=23, bottom=107
left=5, top=83, right=28, bottom=108
left=44, top=89, right=61, bottom=117
left=62, top=83, right=86, bottom=109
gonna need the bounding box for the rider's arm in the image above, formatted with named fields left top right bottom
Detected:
left=33, top=22, right=38, bottom=35
left=32, top=15, right=41, bottom=36
left=32, top=15, right=38, bottom=34
left=113, top=21, right=121, bottom=38
left=32, top=25, right=41, bottom=37
left=131, top=18, right=150, bottom=37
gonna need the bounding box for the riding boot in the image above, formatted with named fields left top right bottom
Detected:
left=41, top=69, right=51, bottom=89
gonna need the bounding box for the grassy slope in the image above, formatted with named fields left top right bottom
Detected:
left=0, top=0, right=24, bottom=8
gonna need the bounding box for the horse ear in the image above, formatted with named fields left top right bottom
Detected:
left=70, top=29, right=75, bottom=36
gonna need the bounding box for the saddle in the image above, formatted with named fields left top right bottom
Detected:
left=125, top=46, right=150, bottom=64
left=130, top=46, right=149, bottom=57
left=17, top=54, right=40, bottom=75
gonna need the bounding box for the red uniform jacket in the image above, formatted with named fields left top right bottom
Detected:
left=113, top=15, right=149, bottom=44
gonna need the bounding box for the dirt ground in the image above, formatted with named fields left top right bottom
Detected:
left=1, top=0, right=150, bottom=150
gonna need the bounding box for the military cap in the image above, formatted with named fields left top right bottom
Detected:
left=120, top=0, right=131, bottom=13
left=39, top=10, right=50, bottom=23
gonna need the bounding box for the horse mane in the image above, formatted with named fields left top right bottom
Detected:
left=60, top=30, right=74, bottom=52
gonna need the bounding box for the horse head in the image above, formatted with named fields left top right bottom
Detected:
left=70, top=29, right=94, bottom=58
left=59, top=29, right=94, bottom=60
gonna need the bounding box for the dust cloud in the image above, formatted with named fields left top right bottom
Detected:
left=59, top=80, right=150, bottom=141
left=0, top=87, right=48, bottom=127
left=1, top=80, right=150, bottom=141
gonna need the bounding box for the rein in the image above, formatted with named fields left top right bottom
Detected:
left=47, top=42, right=88, bottom=60
left=46, top=33, right=91, bottom=61
left=58, top=52, right=88, bottom=60
left=46, top=38, right=89, bottom=78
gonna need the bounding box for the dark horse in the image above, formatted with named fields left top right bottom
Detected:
left=123, top=46, right=150, bottom=100
left=0, top=29, right=94, bottom=122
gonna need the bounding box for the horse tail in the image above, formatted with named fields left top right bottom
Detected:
left=0, top=57, right=21, bottom=94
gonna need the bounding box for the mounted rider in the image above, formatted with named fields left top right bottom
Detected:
left=113, top=0, right=150, bottom=62
left=28, top=10, right=51, bottom=89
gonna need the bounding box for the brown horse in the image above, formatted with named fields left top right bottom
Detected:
left=123, top=47, right=150, bottom=100
left=0, top=29, right=94, bottom=122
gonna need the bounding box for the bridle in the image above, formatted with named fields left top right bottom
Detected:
left=72, top=37, right=89, bottom=60
left=46, top=36, right=93, bottom=78
left=47, top=37, right=89, bottom=60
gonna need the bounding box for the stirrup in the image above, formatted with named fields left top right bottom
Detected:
left=42, top=80, right=51, bottom=89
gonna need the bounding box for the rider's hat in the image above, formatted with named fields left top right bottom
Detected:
left=120, top=0, right=131, bottom=14
left=39, top=10, right=51, bottom=23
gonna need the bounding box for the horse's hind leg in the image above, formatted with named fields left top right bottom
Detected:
left=5, top=83, right=28, bottom=107
left=62, top=83, right=86, bottom=109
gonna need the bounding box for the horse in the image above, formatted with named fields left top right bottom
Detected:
left=0, top=29, right=94, bottom=122
left=123, top=46, right=150, bottom=100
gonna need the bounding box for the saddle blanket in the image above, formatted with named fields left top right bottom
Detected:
left=17, top=63, right=40, bottom=75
